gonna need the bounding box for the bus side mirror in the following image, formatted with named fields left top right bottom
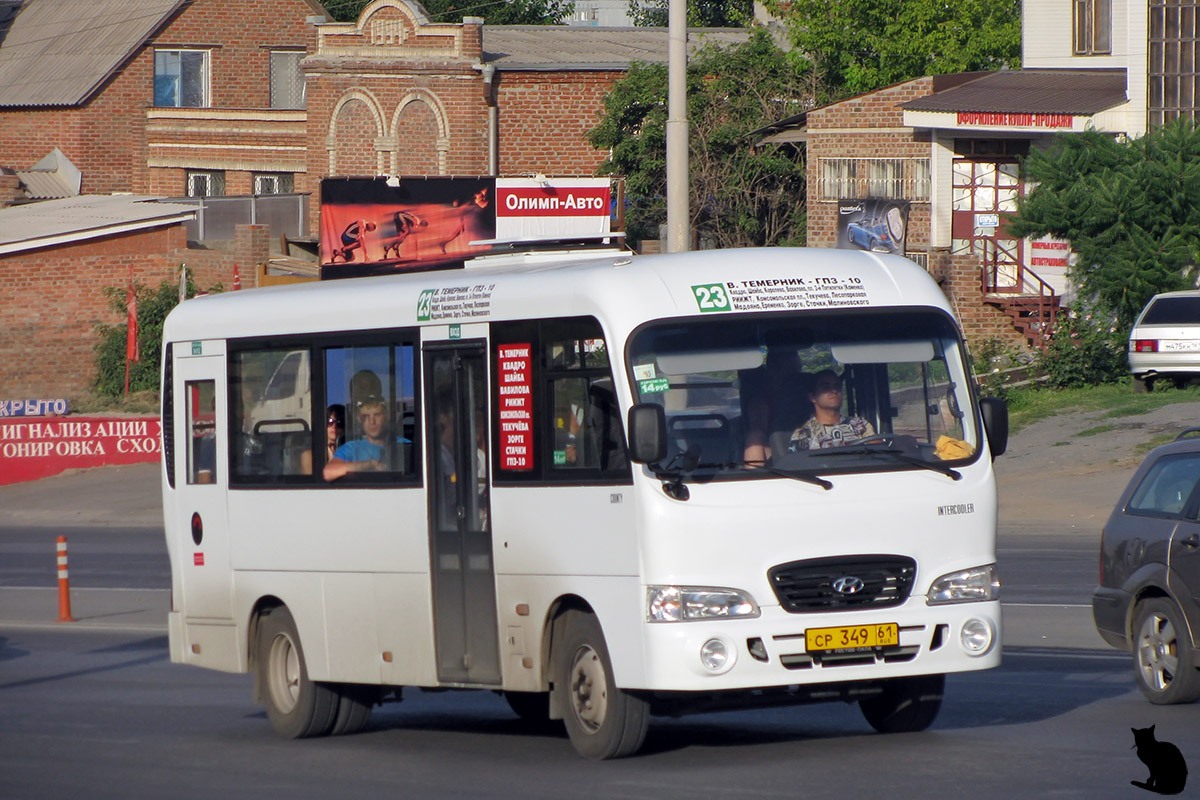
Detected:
left=627, top=403, right=667, bottom=464
left=979, top=396, right=1008, bottom=459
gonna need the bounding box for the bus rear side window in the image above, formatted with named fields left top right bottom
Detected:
left=186, top=380, right=216, bottom=484
left=322, top=342, right=417, bottom=480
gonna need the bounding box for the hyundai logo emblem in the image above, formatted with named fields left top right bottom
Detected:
left=832, top=575, right=865, bottom=595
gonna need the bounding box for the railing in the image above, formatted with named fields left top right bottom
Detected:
left=155, top=194, right=309, bottom=243
left=980, top=258, right=1059, bottom=349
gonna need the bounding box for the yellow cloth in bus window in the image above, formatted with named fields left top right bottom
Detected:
left=935, top=435, right=974, bottom=460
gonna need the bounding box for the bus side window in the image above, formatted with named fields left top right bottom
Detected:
left=229, top=348, right=313, bottom=481
left=542, top=321, right=627, bottom=477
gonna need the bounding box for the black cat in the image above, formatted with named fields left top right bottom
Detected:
left=1131, top=725, right=1188, bottom=795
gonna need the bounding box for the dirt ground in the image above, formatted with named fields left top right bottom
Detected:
left=995, top=400, right=1200, bottom=531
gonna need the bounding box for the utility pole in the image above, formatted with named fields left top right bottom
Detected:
left=665, top=0, right=689, bottom=253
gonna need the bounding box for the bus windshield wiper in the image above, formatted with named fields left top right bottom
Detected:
left=818, top=445, right=962, bottom=481
left=702, top=460, right=833, bottom=491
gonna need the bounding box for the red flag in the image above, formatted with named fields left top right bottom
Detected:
left=125, top=270, right=139, bottom=364
left=232, top=263, right=242, bottom=291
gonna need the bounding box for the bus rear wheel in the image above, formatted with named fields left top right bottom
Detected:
left=859, top=674, right=944, bottom=733
left=557, top=611, right=649, bottom=759
left=257, top=605, right=339, bottom=738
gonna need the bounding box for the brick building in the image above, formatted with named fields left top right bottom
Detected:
left=775, top=0, right=1169, bottom=352
left=0, top=0, right=326, bottom=199
left=0, top=193, right=274, bottom=401
left=302, top=0, right=746, bottom=214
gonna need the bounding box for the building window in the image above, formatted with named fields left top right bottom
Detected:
left=1149, top=0, right=1200, bottom=126
left=270, top=51, right=306, bottom=109
left=816, top=158, right=931, bottom=202
left=1074, top=0, right=1112, bottom=55
left=254, top=173, right=294, bottom=194
left=154, top=50, right=209, bottom=107
left=186, top=170, right=225, bottom=197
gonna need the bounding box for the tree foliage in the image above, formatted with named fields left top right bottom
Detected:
left=762, top=0, right=1021, bottom=101
left=323, top=0, right=573, bottom=25
left=627, top=0, right=752, bottom=27
left=1007, top=120, right=1200, bottom=330
left=589, top=30, right=810, bottom=248
left=93, top=270, right=221, bottom=398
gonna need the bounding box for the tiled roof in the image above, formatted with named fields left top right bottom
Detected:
left=0, top=0, right=186, bottom=107
left=901, top=69, right=1127, bottom=115
left=483, top=25, right=751, bottom=70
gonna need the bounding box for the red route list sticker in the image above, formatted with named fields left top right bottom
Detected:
left=497, top=343, right=533, bottom=471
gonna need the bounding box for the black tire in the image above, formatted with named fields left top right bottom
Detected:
left=557, top=612, right=649, bottom=759
left=256, top=606, right=339, bottom=738
left=504, top=691, right=551, bottom=722
left=329, top=683, right=378, bottom=736
left=1133, top=376, right=1154, bottom=394
left=859, top=674, right=944, bottom=733
left=1132, top=598, right=1200, bottom=705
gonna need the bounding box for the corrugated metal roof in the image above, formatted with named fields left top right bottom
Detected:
left=483, top=25, right=750, bottom=70
left=0, top=0, right=185, bottom=107
left=0, top=195, right=196, bottom=255
left=901, top=69, right=1127, bottom=115
left=14, top=169, right=73, bottom=199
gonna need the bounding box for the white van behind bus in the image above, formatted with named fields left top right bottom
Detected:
left=160, top=245, right=1007, bottom=758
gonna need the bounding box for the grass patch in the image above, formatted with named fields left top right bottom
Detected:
left=1077, top=423, right=1119, bottom=437
left=1132, top=431, right=1180, bottom=457
left=1004, top=382, right=1200, bottom=432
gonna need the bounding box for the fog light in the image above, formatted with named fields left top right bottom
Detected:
left=700, top=638, right=734, bottom=672
left=960, top=617, right=994, bottom=656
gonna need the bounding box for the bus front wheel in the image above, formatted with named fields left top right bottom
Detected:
left=557, top=611, right=649, bottom=759
left=859, top=674, right=944, bottom=733
left=257, top=605, right=339, bottom=738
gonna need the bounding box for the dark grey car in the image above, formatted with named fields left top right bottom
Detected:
left=1092, top=429, right=1200, bottom=704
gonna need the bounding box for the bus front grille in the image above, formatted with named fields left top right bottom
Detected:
left=768, top=555, right=917, bottom=612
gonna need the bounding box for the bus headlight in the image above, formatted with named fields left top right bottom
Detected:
left=926, top=564, right=999, bottom=605
left=646, top=586, right=760, bottom=622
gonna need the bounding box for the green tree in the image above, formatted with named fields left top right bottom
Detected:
left=763, top=0, right=1021, bottom=101
left=1007, top=120, right=1200, bottom=330
left=589, top=30, right=810, bottom=247
left=323, top=0, right=572, bottom=24
left=93, top=269, right=221, bottom=398
left=627, top=0, right=752, bottom=27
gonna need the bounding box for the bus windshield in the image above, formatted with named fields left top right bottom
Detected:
left=627, top=309, right=980, bottom=478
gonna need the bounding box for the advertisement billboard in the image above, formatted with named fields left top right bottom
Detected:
left=836, top=198, right=910, bottom=256
left=319, top=176, right=614, bottom=279
left=320, top=177, right=496, bottom=278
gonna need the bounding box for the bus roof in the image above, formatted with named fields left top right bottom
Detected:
left=163, top=247, right=951, bottom=345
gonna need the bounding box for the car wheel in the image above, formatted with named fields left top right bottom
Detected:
left=1132, top=598, right=1200, bottom=704
left=257, top=605, right=339, bottom=738
left=859, top=674, right=944, bottom=733
left=1133, top=376, right=1155, bottom=393
left=557, top=611, right=649, bottom=759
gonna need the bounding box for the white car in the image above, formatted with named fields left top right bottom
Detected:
left=1129, top=290, right=1200, bottom=392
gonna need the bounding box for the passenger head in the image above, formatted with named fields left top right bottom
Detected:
left=326, top=404, right=345, bottom=444
left=356, top=395, right=388, bottom=441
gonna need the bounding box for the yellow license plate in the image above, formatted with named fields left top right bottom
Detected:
left=805, top=623, right=899, bottom=653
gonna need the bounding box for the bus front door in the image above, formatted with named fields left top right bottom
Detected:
left=424, top=341, right=501, bottom=685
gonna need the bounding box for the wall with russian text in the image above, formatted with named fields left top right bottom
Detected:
left=0, top=416, right=161, bottom=485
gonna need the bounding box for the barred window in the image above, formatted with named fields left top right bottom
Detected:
left=817, top=158, right=931, bottom=202
left=1149, top=0, right=1200, bottom=127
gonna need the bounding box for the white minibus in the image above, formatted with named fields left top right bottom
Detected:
left=160, top=244, right=1008, bottom=759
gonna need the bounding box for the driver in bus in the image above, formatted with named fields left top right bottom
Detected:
left=322, top=395, right=399, bottom=480
left=786, top=369, right=875, bottom=451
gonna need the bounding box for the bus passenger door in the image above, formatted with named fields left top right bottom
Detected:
left=171, top=344, right=233, bottom=621
left=424, top=340, right=501, bottom=685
